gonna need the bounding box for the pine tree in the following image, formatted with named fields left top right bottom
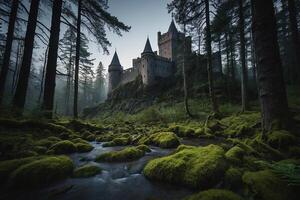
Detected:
left=42, top=0, right=63, bottom=118
left=0, top=0, right=19, bottom=105
left=93, top=61, right=106, bottom=104
left=12, top=0, right=40, bottom=114
left=251, top=0, right=289, bottom=134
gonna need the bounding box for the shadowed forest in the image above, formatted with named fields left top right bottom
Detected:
left=0, top=0, right=300, bottom=200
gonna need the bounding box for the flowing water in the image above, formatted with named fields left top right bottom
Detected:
left=3, top=137, right=225, bottom=200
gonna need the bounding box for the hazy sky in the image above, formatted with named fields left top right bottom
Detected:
left=89, top=0, right=174, bottom=71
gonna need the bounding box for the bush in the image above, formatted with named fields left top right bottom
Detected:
left=9, top=156, right=74, bottom=188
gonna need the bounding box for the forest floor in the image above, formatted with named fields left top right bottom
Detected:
left=0, top=87, right=299, bottom=200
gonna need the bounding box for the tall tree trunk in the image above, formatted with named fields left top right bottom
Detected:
left=74, top=0, right=82, bottom=118
left=238, top=0, right=249, bottom=111
left=0, top=0, right=19, bottom=104
left=251, top=0, right=289, bottom=134
left=65, top=45, right=73, bottom=116
left=38, top=46, right=48, bottom=103
left=205, top=0, right=218, bottom=113
left=225, top=32, right=231, bottom=101
left=42, top=0, right=63, bottom=118
left=11, top=41, right=20, bottom=94
left=229, top=31, right=236, bottom=84
left=287, top=0, right=300, bottom=79
left=182, top=22, right=192, bottom=117
left=205, top=0, right=219, bottom=113
left=13, top=0, right=40, bottom=113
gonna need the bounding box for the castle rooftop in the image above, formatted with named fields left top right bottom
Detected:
left=168, top=20, right=178, bottom=35
left=109, top=51, right=122, bottom=71
left=142, top=38, right=153, bottom=54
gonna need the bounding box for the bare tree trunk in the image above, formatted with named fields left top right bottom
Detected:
left=38, top=46, right=48, bottom=103
left=11, top=41, right=20, bottom=94
left=287, top=0, right=300, bottom=80
left=251, top=0, right=289, bottom=134
left=239, top=0, right=249, bottom=111
left=205, top=0, right=219, bottom=113
left=65, top=45, right=73, bottom=116
left=225, top=32, right=231, bottom=101
left=182, top=22, right=192, bottom=117
left=0, top=0, right=19, bottom=104
left=74, top=0, right=82, bottom=119
left=42, top=0, right=63, bottom=118
left=13, top=0, right=40, bottom=114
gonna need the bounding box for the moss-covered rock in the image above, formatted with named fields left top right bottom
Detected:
left=96, top=147, right=145, bottom=162
left=35, top=136, right=61, bottom=148
left=242, top=170, right=298, bottom=200
left=289, top=146, right=300, bottom=157
left=225, top=146, right=245, bottom=164
left=33, top=146, right=48, bottom=154
left=143, top=144, right=227, bottom=189
left=102, top=137, right=130, bottom=147
left=136, top=144, right=151, bottom=152
left=96, top=133, right=114, bottom=142
left=9, top=156, right=74, bottom=188
left=224, top=167, right=243, bottom=190
left=183, top=189, right=243, bottom=200
left=73, top=164, right=101, bottom=178
left=220, top=112, right=260, bottom=138
left=168, top=125, right=196, bottom=137
left=49, top=140, right=77, bottom=154
left=71, top=138, right=89, bottom=144
left=75, top=143, right=94, bottom=152
left=0, top=157, right=41, bottom=185
left=267, top=130, right=296, bottom=149
left=149, top=132, right=180, bottom=148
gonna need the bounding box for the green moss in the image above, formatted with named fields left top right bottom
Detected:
left=0, top=157, right=42, bottom=185
left=49, top=140, right=77, bottom=154
left=220, top=112, right=260, bottom=137
left=149, top=132, right=180, bottom=148
left=169, top=125, right=195, bottom=137
left=183, top=189, right=243, bottom=200
left=96, top=133, right=114, bottom=142
left=248, top=138, right=284, bottom=160
left=75, top=143, right=94, bottom=152
left=73, top=164, right=101, bottom=178
left=267, top=130, right=296, bottom=149
left=102, top=137, right=130, bottom=147
left=242, top=170, right=298, bottom=200
left=224, top=167, right=242, bottom=190
left=194, top=127, right=215, bottom=139
left=136, top=134, right=151, bottom=145
left=136, top=144, right=151, bottom=152
left=71, top=138, right=89, bottom=144
left=143, top=144, right=227, bottom=189
left=96, top=147, right=145, bottom=162
left=35, top=136, right=61, bottom=148
left=9, top=156, right=73, bottom=188
left=34, top=146, right=48, bottom=154
left=225, top=146, right=245, bottom=164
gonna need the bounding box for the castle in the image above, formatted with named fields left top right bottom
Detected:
left=108, top=20, right=191, bottom=93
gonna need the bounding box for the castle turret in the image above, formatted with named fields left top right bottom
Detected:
left=108, top=51, right=123, bottom=93
left=141, top=38, right=156, bottom=85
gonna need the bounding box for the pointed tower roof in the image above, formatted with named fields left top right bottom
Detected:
left=109, top=51, right=122, bottom=71
left=142, top=37, right=153, bottom=54
left=168, top=20, right=178, bottom=34
left=110, top=51, right=121, bottom=66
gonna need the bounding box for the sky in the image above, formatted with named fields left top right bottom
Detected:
left=89, top=0, right=174, bottom=71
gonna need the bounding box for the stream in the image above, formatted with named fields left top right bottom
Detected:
left=4, top=137, right=224, bottom=200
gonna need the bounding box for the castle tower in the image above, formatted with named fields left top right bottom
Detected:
left=141, top=38, right=156, bottom=85
left=108, top=51, right=123, bottom=93
left=158, top=20, right=191, bottom=63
